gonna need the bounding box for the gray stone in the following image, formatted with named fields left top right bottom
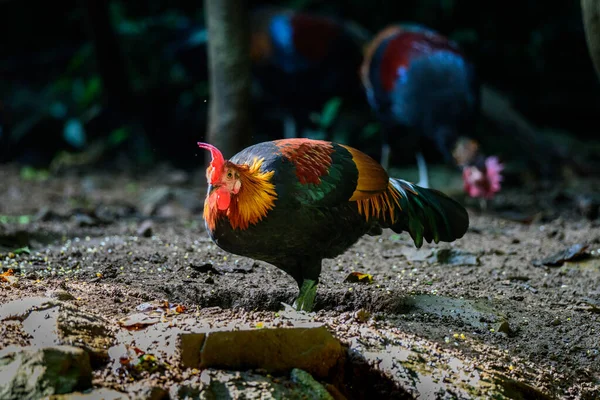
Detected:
left=178, top=325, right=343, bottom=378
left=2, top=298, right=116, bottom=365
left=0, top=297, right=57, bottom=322
left=0, top=345, right=92, bottom=400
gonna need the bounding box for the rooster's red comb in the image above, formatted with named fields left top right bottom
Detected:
left=197, top=142, right=225, bottom=184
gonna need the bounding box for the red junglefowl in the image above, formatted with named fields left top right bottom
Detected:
left=361, top=24, right=503, bottom=200
left=197, top=138, right=469, bottom=311
left=250, top=7, right=368, bottom=139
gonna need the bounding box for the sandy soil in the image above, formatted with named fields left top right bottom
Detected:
left=0, top=163, right=599, bottom=399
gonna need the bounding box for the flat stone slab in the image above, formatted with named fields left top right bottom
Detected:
left=178, top=323, right=344, bottom=378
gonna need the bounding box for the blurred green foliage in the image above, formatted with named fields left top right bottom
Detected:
left=0, top=0, right=597, bottom=170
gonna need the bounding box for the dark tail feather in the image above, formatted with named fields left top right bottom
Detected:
left=389, top=178, right=469, bottom=248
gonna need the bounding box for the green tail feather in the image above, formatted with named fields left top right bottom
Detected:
left=389, top=178, right=469, bottom=248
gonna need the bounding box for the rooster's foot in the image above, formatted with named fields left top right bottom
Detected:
left=293, top=279, right=318, bottom=311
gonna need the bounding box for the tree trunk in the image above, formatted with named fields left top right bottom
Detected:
left=204, top=0, right=252, bottom=158
left=582, top=0, right=600, bottom=81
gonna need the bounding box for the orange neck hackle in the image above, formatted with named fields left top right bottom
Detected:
left=197, top=142, right=277, bottom=232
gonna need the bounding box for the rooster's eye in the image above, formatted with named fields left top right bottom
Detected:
left=227, top=171, right=233, bottom=179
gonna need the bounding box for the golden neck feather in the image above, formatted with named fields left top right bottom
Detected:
left=204, top=158, right=277, bottom=231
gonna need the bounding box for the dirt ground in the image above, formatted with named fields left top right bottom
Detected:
left=1, top=162, right=599, bottom=399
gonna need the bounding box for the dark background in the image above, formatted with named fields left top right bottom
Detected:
left=0, top=0, right=597, bottom=171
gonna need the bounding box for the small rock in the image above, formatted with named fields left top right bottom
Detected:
left=48, top=388, right=128, bottom=399
left=25, top=271, right=40, bottom=280
left=178, top=325, right=343, bottom=378
left=49, top=290, right=76, bottom=301
left=156, top=202, right=185, bottom=218
left=137, top=220, right=154, bottom=238
left=100, top=265, right=119, bottom=279
left=495, top=321, right=512, bottom=335
left=34, top=207, right=65, bottom=222
left=2, top=298, right=116, bottom=365
left=55, top=307, right=115, bottom=365
left=434, top=248, right=480, bottom=266
left=354, top=309, right=371, bottom=323
left=204, top=276, right=215, bottom=284
left=72, top=213, right=98, bottom=227
left=0, top=345, right=92, bottom=400
left=576, top=195, right=599, bottom=220
left=550, top=318, right=562, bottom=326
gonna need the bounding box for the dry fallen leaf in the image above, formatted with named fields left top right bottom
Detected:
left=533, top=244, right=591, bottom=267
left=135, top=301, right=186, bottom=315
left=118, top=313, right=161, bottom=330
left=1, top=269, right=14, bottom=279
left=0, top=269, right=17, bottom=284
left=120, top=301, right=187, bottom=330
left=344, top=272, right=373, bottom=284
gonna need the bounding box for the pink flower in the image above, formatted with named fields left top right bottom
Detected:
left=462, top=156, right=504, bottom=199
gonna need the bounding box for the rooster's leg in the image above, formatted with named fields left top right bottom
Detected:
left=290, top=258, right=322, bottom=311
left=293, top=279, right=318, bottom=311
left=380, top=143, right=391, bottom=171
left=479, top=198, right=488, bottom=212
left=380, top=126, right=392, bottom=171
left=416, top=151, right=430, bottom=188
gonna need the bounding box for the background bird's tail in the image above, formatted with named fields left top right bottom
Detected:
left=388, top=178, right=469, bottom=248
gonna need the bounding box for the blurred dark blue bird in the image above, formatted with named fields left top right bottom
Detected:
left=250, top=7, right=369, bottom=139
left=361, top=24, right=503, bottom=200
